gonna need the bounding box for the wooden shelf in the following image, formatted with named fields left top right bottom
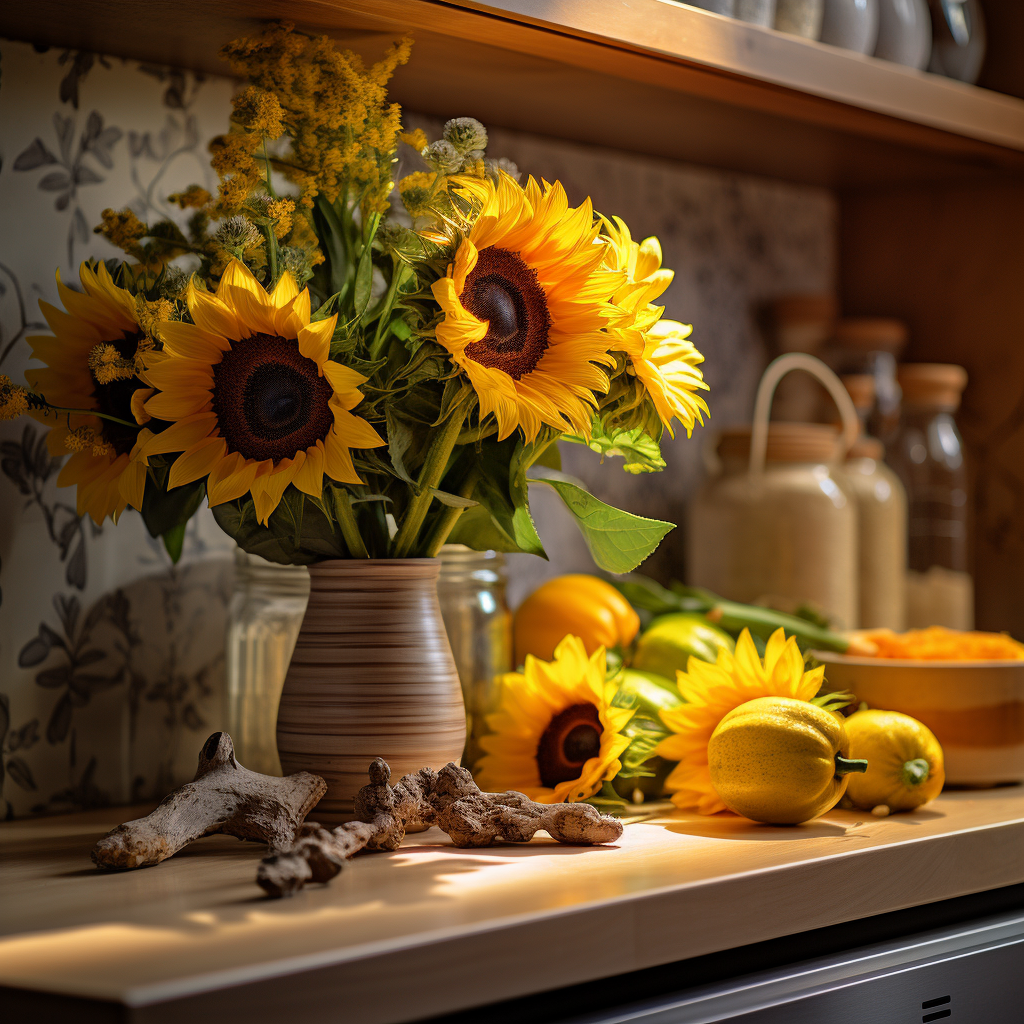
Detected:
left=3, top=1, right=1024, bottom=187
left=3, top=788, right=1024, bottom=1022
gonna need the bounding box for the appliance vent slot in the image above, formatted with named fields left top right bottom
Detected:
left=922, top=996, right=951, bottom=1009
left=922, top=1011, right=952, bottom=1023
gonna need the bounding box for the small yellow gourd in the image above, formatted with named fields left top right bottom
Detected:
left=708, top=697, right=867, bottom=824
left=841, top=709, right=944, bottom=813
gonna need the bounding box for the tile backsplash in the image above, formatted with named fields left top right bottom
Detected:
left=0, top=38, right=834, bottom=817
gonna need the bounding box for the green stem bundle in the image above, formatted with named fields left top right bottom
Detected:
left=392, top=389, right=472, bottom=557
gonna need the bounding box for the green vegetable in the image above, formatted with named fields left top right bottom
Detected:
left=613, top=575, right=851, bottom=654
left=633, top=612, right=735, bottom=679
left=611, top=669, right=682, bottom=798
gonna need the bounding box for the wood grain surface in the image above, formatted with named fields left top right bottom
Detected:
left=276, top=559, right=466, bottom=823
left=2, top=1, right=1024, bottom=187
left=2, top=789, right=1024, bottom=1022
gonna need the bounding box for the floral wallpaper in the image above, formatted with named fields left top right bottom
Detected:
left=0, top=39, right=235, bottom=819
left=0, top=37, right=837, bottom=818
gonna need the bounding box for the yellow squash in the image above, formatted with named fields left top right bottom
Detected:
left=841, top=709, right=945, bottom=813
left=513, top=574, right=640, bottom=666
left=708, top=697, right=867, bottom=824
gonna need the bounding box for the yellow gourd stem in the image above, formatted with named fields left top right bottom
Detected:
left=900, top=758, right=931, bottom=786
left=834, top=755, right=868, bottom=777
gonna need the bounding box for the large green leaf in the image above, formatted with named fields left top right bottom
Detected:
left=528, top=468, right=674, bottom=574
left=445, top=437, right=546, bottom=557
left=212, top=489, right=349, bottom=564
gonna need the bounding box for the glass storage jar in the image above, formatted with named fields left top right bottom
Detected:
left=226, top=550, right=310, bottom=775
left=437, top=547, right=512, bottom=771
left=891, top=363, right=972, bottom=629
left=689, top=354, right=861, bottom=629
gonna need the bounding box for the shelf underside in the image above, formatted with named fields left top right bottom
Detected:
left=3, top=0, right=1024, bottom=188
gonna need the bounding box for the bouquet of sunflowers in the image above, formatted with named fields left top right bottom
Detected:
left=0, top=24, right=709, bottom=570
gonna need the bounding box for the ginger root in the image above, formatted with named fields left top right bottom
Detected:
left=92, top=732, right=326, bottom=870
left=257, top=758, right=622, bottom=897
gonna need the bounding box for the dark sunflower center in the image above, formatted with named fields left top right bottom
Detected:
left=92, top=330, right=143, bottom=457
left=536, top=702, right=602, bottom=788
left=462, top=248, right=550, bottom=381
left=212, top=333, right=334, bottom=464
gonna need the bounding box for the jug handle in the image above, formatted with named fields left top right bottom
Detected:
left=749, top=353, right=860, bottom=478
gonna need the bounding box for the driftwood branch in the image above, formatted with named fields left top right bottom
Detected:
left=257, top=758, right=623, bottom=897
left=92, top=733, right=326, bottom=870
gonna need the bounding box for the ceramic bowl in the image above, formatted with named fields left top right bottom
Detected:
left=813, top=652, right=1024, bottom=786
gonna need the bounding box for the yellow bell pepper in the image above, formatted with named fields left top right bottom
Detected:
left=708, top=697, right=867, bottom=824
left=513, top=574, right=640, bottom=666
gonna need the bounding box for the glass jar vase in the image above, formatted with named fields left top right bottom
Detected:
left=437, top=547, right=513, bottom=772
left=226, top=550, right=310, bottom=775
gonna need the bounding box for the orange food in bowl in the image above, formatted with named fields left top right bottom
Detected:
left=855, top=626, right=1024, bottom=662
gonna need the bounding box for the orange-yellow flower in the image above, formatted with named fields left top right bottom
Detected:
left=432, top=173, right=624, bottom=443
left=476, top=635, right=633, bottom=803
left=142, top=260, right=384, bottom=524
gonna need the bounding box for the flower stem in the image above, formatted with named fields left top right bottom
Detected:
left=261, top=135, right=280, bottom=283
left=332, top=487, right=369, bottom=559
left=424, top=466, right=481, bottom=557
left=393, top=388, right=472, bottom=558
left=39, top=402, right=137, bottom=429
left=369, top=259, right=403, bottom=361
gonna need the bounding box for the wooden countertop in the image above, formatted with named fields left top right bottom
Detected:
left=3, top=788, right=1024, bottom=1022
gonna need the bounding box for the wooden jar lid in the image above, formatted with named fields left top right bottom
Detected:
left=841, top=373, right=875, bottom=411
left=834, top=317, right=908, bottom=353
left=718, top=423, right=840, bottom=464
left=898, top=363, right=968, bottom=410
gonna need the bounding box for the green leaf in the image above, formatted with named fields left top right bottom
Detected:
left=313, top=196, right=348, bottom=298
left=311, top=292, right=341, bottom=322
left=386, top=406, right=421, bottom=488
left=446, top=504, right=525, bottom=553
left=445, top=437, right=545, bottom=558
left=430, top=488, right=478, bottom=508
left=583, top=781, right=630, bottom=816
left=566, top=420, right=666, bottom=474
left=533, top=439, right=561, bottom=471
left=353, top=243, right=374, bottom=319
left=140, top=468, right=206, bottom=540
left=211, top=489, right=349, bottom=564
left=528, top=469, right=674, bottom=574
left=161, top=523, right=187, bottom=563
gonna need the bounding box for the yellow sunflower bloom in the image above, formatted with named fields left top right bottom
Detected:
left=431, top=173, right=624, bottom=443
left=656, top=629, right=824, bottom=814
left=602, top=217, right=709, bottom=437
left=142, top=259, right=384, bottom=524
left=475, top=634, right=633, bottom=803
left=25, top=263, right=151, bottom=525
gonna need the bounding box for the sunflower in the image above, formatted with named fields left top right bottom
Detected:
left=25, top=263, right=151, bottom=525
left=431, top=173, right=624, bottom=442
left=656, top=629, right=824, bottom=814
left=142, top=260, right=385, bottom=524
left=601, top=217, right=709, bottom=437
left=475, top=634, right=633, bottom=803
